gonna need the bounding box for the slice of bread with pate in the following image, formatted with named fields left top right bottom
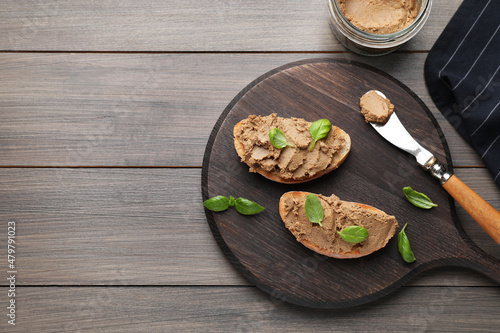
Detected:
left=279, top=191, right=398, bottom=259
left=233, top=114, right=351, bottom=183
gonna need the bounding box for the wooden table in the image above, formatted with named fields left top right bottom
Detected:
left=1, top=1, right=499, bottom=331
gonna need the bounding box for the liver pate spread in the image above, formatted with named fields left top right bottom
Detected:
left=235, top=114, right=348, bottom=181
left=360, top=90, right=395, bottom=123
left=281, top=193, right=398, bottom=256
left=339, top=0, right=419, bottom=34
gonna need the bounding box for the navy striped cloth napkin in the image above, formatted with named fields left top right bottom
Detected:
left=424, top=0, right=500, bottom=189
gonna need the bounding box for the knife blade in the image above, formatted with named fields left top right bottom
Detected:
left=370, top=111, right=435, bottom=169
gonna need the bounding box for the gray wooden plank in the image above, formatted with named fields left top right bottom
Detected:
left=0, top=0, right=461, bottom=52
left=0, top=168, right=498, bottom=287
left=0, top=168, right=246, bottom=286
left=1, top=286, right=499, bottom=332
left=0, top=52, right=484, bottom=167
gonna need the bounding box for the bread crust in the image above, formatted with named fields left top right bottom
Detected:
left=279, top=191, right=397, bottom=259
left=233, top=119, right=351, bottom=184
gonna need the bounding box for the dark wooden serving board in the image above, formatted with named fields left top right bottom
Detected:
left=201, top=58, right=500, bottom=309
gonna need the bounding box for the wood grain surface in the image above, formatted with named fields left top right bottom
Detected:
left=0, top=0, right=462, bottom=51
left=0, top=168, right=497, bottom=287
left=0, top=167, right=497, bottom=286
left=0, top=52, right=480, bottom=166
left=1, top=286, right=500, bottom=333
left=0, top=0, right=499, bottom=330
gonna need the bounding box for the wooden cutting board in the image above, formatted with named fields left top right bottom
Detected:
left=201, top=58, right=500, bottom=309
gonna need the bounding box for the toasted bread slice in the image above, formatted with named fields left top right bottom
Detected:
left=279, top=191, right=398, bottom=259
left=233, top=115, right=351, bottom=184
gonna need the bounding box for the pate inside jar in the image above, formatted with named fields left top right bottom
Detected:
left=327, top=0, right=432, bottom=56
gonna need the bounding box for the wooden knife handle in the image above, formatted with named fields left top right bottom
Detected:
left=442, top=175, right=500, bottom=245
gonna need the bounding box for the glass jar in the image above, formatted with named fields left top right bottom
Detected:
left=327, top=0, right=432, bottom=56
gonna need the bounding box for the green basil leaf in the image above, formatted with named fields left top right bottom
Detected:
left=403, top=187, right=438, bottom=209
left=398, top=223, right=416, bottom=263
left=305, top=194, right=324, bottom=227
left=337, top=226, right=368, bottom=243
left=269, top=127, right=295, bottom=149
left=203, top=195, right=230, bottom=212
left=234, top=197, right=265, bottom=215
left=229, top=196, right=236, bottom=207
left=309, top=119, right=332, bottom=151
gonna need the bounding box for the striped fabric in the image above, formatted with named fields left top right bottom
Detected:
left=425, top=0, right=500, bottom=188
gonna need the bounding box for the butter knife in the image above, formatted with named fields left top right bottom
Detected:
left=369, top=91, right=500, bottom=245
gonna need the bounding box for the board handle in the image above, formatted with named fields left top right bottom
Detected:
left=442, top=175, right=500, bottom=245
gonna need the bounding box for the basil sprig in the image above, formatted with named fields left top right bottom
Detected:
left=309, top=119, right=332, bottom=151
left=398, top=223, right=416, bottom=263
left=269, top=127, right=295, bottom=149
left=337, top=226, right=369, bottom=243
left=203, top=195, right=265, bottom=215
left=305, top=194, right=324, bottom=227
left=403, top=187, right=437, bottom=209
